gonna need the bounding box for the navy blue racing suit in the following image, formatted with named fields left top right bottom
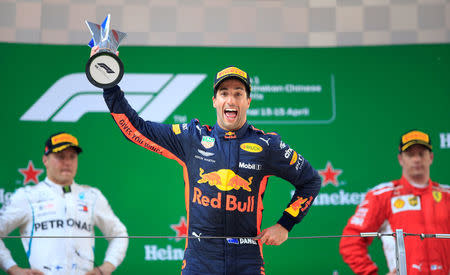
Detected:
left=103, top=85, right=321, bottom=275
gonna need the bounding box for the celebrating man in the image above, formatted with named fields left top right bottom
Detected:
left=92, top=46, right=321, bottom=275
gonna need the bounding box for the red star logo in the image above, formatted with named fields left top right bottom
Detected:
left=319, top=161, right=342, bottom=187
left=170, top=216, right=187, bottom=242
left=18, top=160, right=44, bottom=185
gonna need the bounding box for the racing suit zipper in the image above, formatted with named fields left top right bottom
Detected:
left=224, top=136, right=240, bottom=275
left=224, top=137, right=231, bottom=274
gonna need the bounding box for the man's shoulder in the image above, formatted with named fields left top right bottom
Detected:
left=247, top=125, right=282, bottom=145
left=24, top=181, right=50, bottom=193
left=368, top=181, right=395, bottom=196
left=179, top=118, right=211, bottom=137
left=248, top=124, right=279, bottom=137
left=9, top=182, right=48, bottom=202
left=245, top=125, right=285, bottom=152
left=73, top=183, right=101, bottom=195
left=432, top=182, right=450, bottom=193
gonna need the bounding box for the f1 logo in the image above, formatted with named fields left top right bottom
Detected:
left=95, top=63, right=115, bottom=74
left=20, top=73, right=206, bottom=122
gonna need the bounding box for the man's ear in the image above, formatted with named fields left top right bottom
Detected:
left=397, top=153, right=403, bottom=167
left=42, top=155, right=48, bottom=167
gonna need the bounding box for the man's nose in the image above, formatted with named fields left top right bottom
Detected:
left=411, top=154, right=421, bottom=161
left=62, top=157, right=73, bottom=163
left=225, top=96, right=236, bottom=105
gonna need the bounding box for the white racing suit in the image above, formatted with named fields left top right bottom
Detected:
left=0, top=178, right=128, bottom=274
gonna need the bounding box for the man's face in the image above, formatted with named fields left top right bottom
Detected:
left=213, top=78, right=251, bottom=131
left=43, top=147, right=78, bottom=186
left=398, top=144, right=433, bottom=181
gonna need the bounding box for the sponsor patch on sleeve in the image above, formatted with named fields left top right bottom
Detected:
left=285, top=196, right=313, bottom=217
left=289, top=151, right=298, bottom=165
left=172, top=124, right=181, bottom=135
left=349, top=207, right=368, bottom=226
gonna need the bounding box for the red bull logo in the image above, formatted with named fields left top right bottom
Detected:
left=285, top=196, right=313, bottom=217
left=198, top=168, right=252, bottom=192
left=192, top=187, right=255, bottom=213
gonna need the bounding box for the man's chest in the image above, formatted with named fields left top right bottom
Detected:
left=30, top=191, right=95, bottom=234
left=388, top=191, right=449, bottom=230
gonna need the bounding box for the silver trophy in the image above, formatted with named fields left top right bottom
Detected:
left=85, top=14, right=127, bottom=88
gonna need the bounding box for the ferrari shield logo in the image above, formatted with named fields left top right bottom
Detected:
left=432, top=191, right=442, bottom=203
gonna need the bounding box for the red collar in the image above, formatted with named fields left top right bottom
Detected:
left=398, top=175, right=433, bottom=195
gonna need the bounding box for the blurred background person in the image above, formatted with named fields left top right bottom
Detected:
left=0, top=132, right=128, bottom=275
left=339, top=130, right=450, bottom=275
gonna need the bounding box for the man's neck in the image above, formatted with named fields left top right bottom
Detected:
left=404, top=174, right=429, bottom=187
left=47, top=176, right=72, bottom=186
left=217, top=121, right=246, bottom=132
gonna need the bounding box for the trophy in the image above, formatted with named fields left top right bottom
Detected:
left=85, top=14, right=127, bottom=88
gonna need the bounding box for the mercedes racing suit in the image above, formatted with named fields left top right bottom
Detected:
left=0, top=178, right=128, bottom=274
left=339, top=176, right=450, bottom=275
left=103, top=85, right=321, bottom=274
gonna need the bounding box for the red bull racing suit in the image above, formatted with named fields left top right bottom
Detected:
left=103, top=85, right=322, bottom=275
left=339, top=176, right=450, bottom=275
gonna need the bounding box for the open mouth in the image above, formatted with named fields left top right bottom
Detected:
left=224, top=108, right=237, bottom=120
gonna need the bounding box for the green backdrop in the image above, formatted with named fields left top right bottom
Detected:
left=1, top=43, right=449, bottom=274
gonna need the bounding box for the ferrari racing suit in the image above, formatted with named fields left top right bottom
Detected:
left=339, top=176, right=450, bottom=275
left=0, top=178, right=128, bottom=274
left=103, top=85, right=322, bottom=274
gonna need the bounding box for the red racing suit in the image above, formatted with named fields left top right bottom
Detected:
left=340, top=176, right=450, bottom=275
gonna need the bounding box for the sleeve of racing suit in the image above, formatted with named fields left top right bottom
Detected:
left=103, top=85, right=188, bottom=163
left=0, top=188, right=31, bottom=272
left=92, top=188, right=129, bottom=268
left=339, top=189, right=388, bottom=275
left=266, top=134, right=322, bottom=232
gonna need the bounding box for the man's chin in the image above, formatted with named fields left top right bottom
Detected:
left=410, top=171, right=426, bottom=178
left=59, top=174, right=74, bottom=181
left=222, top=121, right=237, bottom=131
left=412, top=167, right=425, bottom=173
